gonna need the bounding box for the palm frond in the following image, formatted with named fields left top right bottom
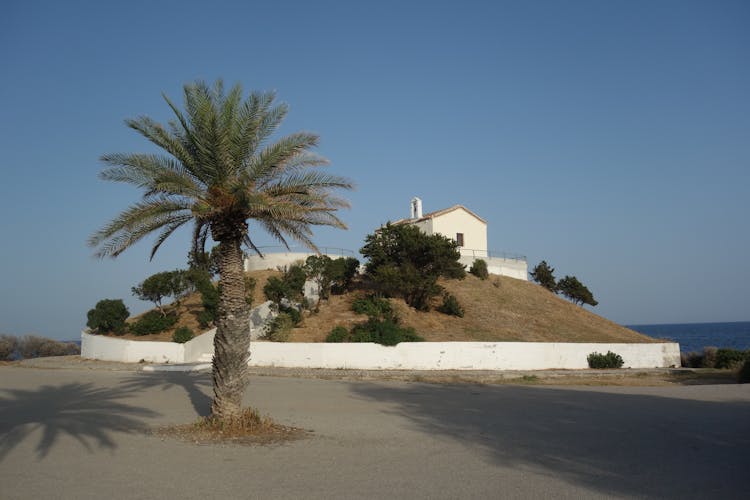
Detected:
left=89, top=197, right=193, bottom=258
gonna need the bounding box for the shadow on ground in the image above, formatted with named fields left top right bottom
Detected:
left=0, top=382, right=160, bottom=461
left=352, top=383, right=750, bottom=498
left=121, top=372, right=213, bottom=417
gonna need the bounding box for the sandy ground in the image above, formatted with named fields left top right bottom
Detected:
left=1, top=361, right=749, bottom=499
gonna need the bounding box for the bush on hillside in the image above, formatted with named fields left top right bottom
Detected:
left=351, top=295, right=393, bottom=320
left=350, top=318, right=424, bottom=346
left=0, top=335, right=18, bottom=360
left=265, top=313, right=294, bottom=342
left=437, top=293, right=464, bottom=317
left=86, top=299, right=129, bottom=335
left=587, top=351, right=624, bottom=369
left=326, top=318, right=423, bottom=346
left=129, top=311, right=178, bottom=336
left=469, top=259, right=489, bottom=280
left=172, top=327, right=194, bottom=343
left=325, top=326, right=349, bottom=343
left=278, top=305, right=302, bottom=326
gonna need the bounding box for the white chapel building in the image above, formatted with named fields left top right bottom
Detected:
left=394, top=197, right=527, bottom=280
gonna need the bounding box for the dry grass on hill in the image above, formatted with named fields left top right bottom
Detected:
left=121, top=270, right=654, bottom=344
left=291, top=274, right=655, bottom=343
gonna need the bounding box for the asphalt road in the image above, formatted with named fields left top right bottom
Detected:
left=1, top=366, right=748, bottom=499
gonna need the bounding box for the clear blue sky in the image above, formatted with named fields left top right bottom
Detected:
left=1, top=0, right=748, bottom=340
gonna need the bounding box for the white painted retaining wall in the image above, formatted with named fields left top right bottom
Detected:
left=81, top=331, right=185, bottom=363
left=248, top=342, right=679, bottom=370
left=82, top=331, right=680, bottom=369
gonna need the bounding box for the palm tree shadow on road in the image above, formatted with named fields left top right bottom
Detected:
left=0, top=382, right=160, bottom=461
left=120, top=371, right=213, bottom=417
left=351, top=383, right=750, bottom=498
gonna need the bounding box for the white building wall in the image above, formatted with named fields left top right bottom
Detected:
left=429, top=210, right=487, bottom=253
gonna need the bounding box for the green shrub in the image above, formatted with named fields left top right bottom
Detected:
left=197, top=310, right=214, bottom=329
left=263, top=276, right=287, bottom=304
left=172, top=327, right=194, bottom=343
left=714, top=348, right=749, bottom=369
left=326, top=326, right=349, bottom=343
left=329, top=257, right=360, bottom=294
left=86, top=299, right=129, bottom=335
left=352, top=295, right=393, bottom=319
left=266, top=313, right=293, bottom=342
left=129, top=311, right=177, bottom=336
left=284, top=265, right=307, bottom=300
left=325, top=319, right=423, bottom=346
left=587, top=351, right=624, bottom=369
left=469, top=259, right=489, bottom=280
left=437, top=293, right=464, bottom=317
left=349, top=318, right=423, bottom=346
left=0, top=335, right=18, bottom=360
left=738, top=359, right=750, bottom=384
left=278, top=305, right=302, bottom=326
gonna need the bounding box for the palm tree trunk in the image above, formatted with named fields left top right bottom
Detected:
left=211, top=236, right=251, bottom=422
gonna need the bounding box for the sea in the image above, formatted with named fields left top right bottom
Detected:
left=627, top=321, right=750, bottom=354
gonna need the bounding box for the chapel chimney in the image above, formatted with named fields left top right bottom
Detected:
left=410, top=197, right=423, bottom=219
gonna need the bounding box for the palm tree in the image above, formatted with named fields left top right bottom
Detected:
left=89, top=80, right=352, bottom=423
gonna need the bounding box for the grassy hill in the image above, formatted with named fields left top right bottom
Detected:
left=290, top=274, right=655, bottom=343
left=121, top=270, right=655, bottom=344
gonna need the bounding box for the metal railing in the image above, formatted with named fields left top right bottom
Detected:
left=246, top=246, right=356, bottom=258
left=459, top=248, right=526, bottom=262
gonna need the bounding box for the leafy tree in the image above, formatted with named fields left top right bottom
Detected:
left=131, top=270, right=190, bottom=316
left=263, top=265, right=306, bottom=305
left=303, top=254, right=333, bottom=302
left=188, top=244, right=220, bottom=277
left=360, top=223, right=465, bottom=311
left=89, top=80, right=352, bottom=423
left=557, top=275, right=598, bottom=307
left=186, top=268, right=220, bottom=327
left=86, top=299, right=129, bottom=335
left=329, top=257, right=360, bottom=294
left=530, top=260, right=557, bottom=292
